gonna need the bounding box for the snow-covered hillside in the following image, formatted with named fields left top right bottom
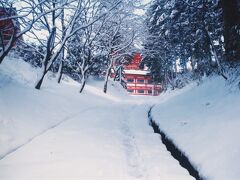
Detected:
left=0, top=57, right=113, bottom=159
left=152, top=77, right=240, bottom=180
left=0, top=57, right=240, bottom=180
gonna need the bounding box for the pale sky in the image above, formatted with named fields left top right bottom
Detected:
left=20, top=0, right=152, bottom=43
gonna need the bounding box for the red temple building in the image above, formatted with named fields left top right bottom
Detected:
left=0, top=7, right=20, bottom=48
left=115, top=53, right=162, bottom=96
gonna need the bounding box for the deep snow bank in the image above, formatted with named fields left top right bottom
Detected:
left=152, top=77, right=240, bottom=180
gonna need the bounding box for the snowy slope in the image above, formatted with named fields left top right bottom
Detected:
left=0, top=57, right=193, bottom=180
left=152, top=77, right=240, bottom=180
left=0, top=57, right=111, bottom=160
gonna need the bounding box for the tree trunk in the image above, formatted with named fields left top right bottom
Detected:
left=35, top=70, right=47, bottom=90
left=103, top=64, right=112, bottom=93
left=57, top=5, right=65, bottom=84
left=0, top=47, right=11, bottom=64
left=204, top=26, right=228, bottom=80
left=57, top=60, right=64, bottom=83
left=103, top=77, right=109, bottom=94
left=79, top=78, right=86, bottom=93
left=0, top=35, right=16, bottom=64
left=35, top=26, right=57, bottom=89
left=222, top=0, right=240, bottom=61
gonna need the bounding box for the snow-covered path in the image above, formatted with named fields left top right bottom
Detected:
left=1, top=58, right=240, bottom=180
left=0, top=104, right=193, bottom=180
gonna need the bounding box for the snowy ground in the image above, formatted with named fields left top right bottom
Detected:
left=0, top=57, right=239, bottom=180
left=152, top=77, right=240, bottom=180
left=0, top=57, right=193, bottom=180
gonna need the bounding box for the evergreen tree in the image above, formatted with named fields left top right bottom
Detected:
left=222, top=0, right=240, bottom=61
left=143, top=0, right=229, bottom=88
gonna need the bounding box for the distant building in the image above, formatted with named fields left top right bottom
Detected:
left=112, top=53, right=162, bottom=96
left=0, top=7, right=20, bottom=48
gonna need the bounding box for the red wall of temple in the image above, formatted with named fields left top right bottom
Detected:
left=0, top=8, right=19, bottom=47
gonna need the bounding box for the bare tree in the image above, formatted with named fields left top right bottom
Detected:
left=62, top=0, right=107, bottom=92
left=0, top=0, right=74, bottom=64
left=34, top=0, right=121, bottom=89
left=56, top=0, right=66, bottom=83
left=68, top=21, right=106, bottom=93
left=100, top=17, right=135, bottom=93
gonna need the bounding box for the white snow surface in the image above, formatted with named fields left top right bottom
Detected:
left=0, top=57, right=193, bottom=180
left=152, top=77, right=240, bottom=180
left=0, top=56, right=239, bottom=180
left=124, top=69, right=150, bottom=75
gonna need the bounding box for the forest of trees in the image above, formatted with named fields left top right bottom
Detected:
left=0, top=0, right=144, bottom=92
left=0, top=0, right=239, bottom=92
left=143, top=0, right=240, bottom=89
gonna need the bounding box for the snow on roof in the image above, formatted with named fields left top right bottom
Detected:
left=124, top=69, right=150, bottom=75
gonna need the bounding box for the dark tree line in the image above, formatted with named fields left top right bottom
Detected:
left=222, top=0, right=240, bottom=62
left=143, top=0, right=240, bottom=89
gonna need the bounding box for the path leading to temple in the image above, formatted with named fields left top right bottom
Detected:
left=0, top=101, right=193, bottom=180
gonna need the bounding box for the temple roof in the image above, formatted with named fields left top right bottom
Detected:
left=124, top=53, right=142, bottom=70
